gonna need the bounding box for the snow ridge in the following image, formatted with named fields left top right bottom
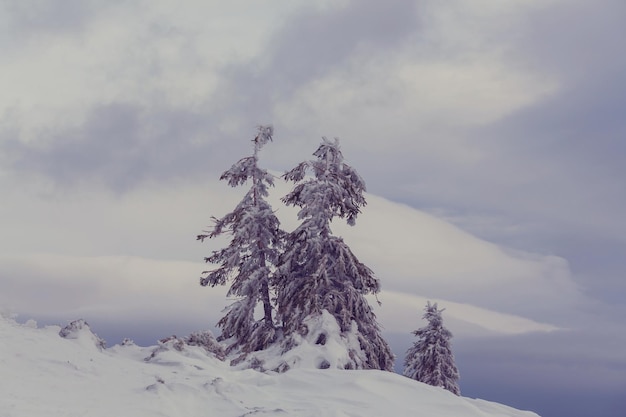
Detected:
left=0, top=316, right=541, bottom=417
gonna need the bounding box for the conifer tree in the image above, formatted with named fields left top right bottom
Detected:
left=197, top=125, right=282, bottom=354
left=276, top=137, right=394, bottom=371
left=404, top=301, right=460, bottom=395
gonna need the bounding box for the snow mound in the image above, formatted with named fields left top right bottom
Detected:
left=0, top=315, right=541, bottom=417
left=58, top=318, right=106, bottom=350
left=238, top=310, right=367, bottom=372
left=184, top=329, right=226, bottom=360
left=144, top=332, right=225, bottom=363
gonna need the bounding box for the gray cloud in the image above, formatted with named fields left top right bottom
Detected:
left=1, top=0, right=421, bottom=192
left=2, top=0, right=99, bottom=38
left=511, top=0, right=626, bottom=82
left=2, top=102, right=241, bottom=191
left=262, top=0, right=419, bottom=87
left=209, top=0, right=420, bottom=151
left=433, top=1, right=626, bottom=304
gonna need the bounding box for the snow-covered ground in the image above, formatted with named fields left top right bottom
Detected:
left=0, top=316, right=540, bottom=417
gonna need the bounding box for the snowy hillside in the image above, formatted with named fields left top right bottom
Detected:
left=0, top=316, right=540, bottom=417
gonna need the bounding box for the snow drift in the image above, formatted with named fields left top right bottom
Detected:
left=0, top=315, right=540, bottom=417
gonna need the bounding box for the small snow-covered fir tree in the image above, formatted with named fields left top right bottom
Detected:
left=404, top=301, right=460, bottom=395
left=275, top=137, right=394, bottom=371
left=197, top=125, right=283, bottom=354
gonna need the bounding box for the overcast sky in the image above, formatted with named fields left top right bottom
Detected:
left=1, top=1, right=625, bottom=416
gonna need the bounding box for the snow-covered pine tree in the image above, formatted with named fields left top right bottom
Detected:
left=276, top=137, right=394, bottom=371
left=197, top=125, right=283, bottom=355
left=403, top=301, right=460, bottom=395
